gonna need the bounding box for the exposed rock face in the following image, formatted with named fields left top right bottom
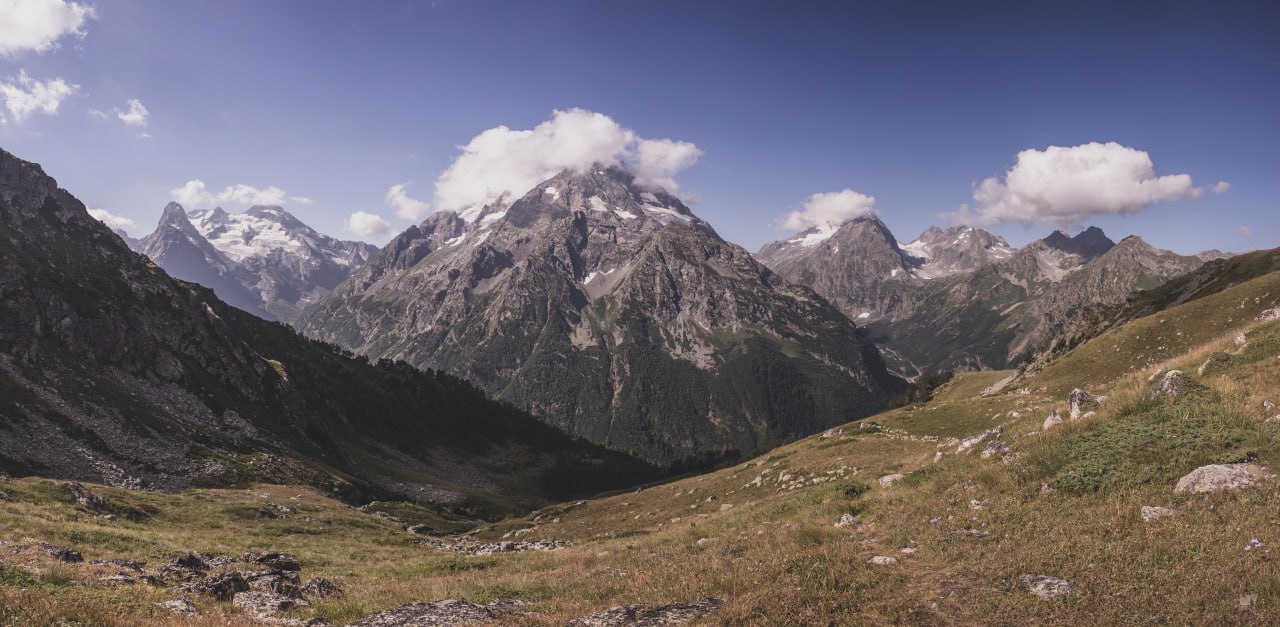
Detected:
left=349, top=599, right=527, bottom=626
left=755, top=216, right=928, bottom=325
left=1042, top=411, right=1063, bottom=430
left=899, top=225, right=1017, bottom=278
left=1068, top=389, right=1105, bottom=419
left=139, top=204, right=378, bottom=323
left=0, top=147, right=659, bottom=503
left=297, top=167, right=902, bottom=464
left=1020, top=574, right=1074, bottom=600
left=1173, top=463, right=1267, bottom=494
left=566, top=598, right=722, bottom=626
left=760, top=221, right=1201, bottom=374
left=867, top=556, right=899, bottom=565
left=1148, top=371, right=1189, bottom=398
left=1028, top=248, right=1280, bottom=375
left=866, top=232, right=1202, bottom=373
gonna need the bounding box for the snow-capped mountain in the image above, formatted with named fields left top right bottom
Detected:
left=899, top=225, right=1016, bottom=278
left=139, top=204, right=378, bottom=322
left=297, top=165, right=903, bottom=464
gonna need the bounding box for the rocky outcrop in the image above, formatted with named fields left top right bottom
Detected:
left=1149, top=371, right=1189, bottom=398
left=1173, top=463, right=1267, bottom=494
left=1068, top=389, right=1105, bottom=419
left=566, top=598, right=722, bottom=626
left=349, top=599, right=527, bottom=626
left=297, top=166, right=902, bottom=464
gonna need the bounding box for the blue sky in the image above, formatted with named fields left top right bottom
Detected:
left=1, top=0, right=1277, bottom=254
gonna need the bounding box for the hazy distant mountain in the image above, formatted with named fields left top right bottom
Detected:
left=297, top=165, right=903, bottom=464
left=0, top=147, right=657, bottom=504
left=138, top=202, right=274, bottom=319
left=759, top=221, right=1202, bottom=374
left=138, top=204, right=378, bottom=322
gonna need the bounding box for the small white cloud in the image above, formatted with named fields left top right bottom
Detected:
left=116, top=98, right=149, bottom=127
left=385, top=183, right=431, bottom=220
left=776, top=188, right=877, bottom=232
left=1237, top=226, right=1254, bottom=239
left=216, top=184, right=288, bottom=206
left=344, top=211, right=391, bottom=239
left=171, top=180, right=309, bottom=209
left=1211, top=181, right=1231, bottom=195
left=0, top=0, right=96, bottom=57
left=947, top=142, right=1201, bottom=228
left=87, top=108, right=106, bottom=119
left=87, top=207, right=137, bottom=232
left=169, top=179, right=216, bottom=210
left=434, top=108, right=701, bottom=216
left=0, top=69, right=78, bottom=123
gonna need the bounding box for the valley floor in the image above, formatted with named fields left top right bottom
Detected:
left=4, top=274, right=1280, bottom=625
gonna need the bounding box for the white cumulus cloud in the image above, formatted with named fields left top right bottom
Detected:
left=0, top=0, right=95, bottom=57
left=288, top=195, right=315, bottom=205
left=1237, top=226, right=1254, bottom=239
left=87, top=207, right=136, bottom=232
left=0, top=69, right=77, bottom=123
left=385, top=183, right=431, bottom=220
left=217, top=184, right=288, bottom=206
left=948, top=142, right=1201, bottom=228
left=116, top=98, right=148, bottom=127
left=345, top=211, right=391, bottom=239
left=1211, top=181, right=1231, bottom=195
left=169, top=180, right=216, bottom=209
left=777, top=188, right=877, bottom=232
left=434, top=108, right=701, bottom=216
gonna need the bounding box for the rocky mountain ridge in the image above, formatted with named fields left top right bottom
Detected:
left=0, top=147, right=657, bottom=509
left=296, top=165, right=904, bottom=464
left=758, top=218, right=1203, bottom=374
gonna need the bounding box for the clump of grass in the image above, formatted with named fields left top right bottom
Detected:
left=1024, top=394, right=1269, bottom=494
left=840, top=480, right=872, bottom=498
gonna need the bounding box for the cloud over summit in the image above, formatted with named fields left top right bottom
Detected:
left=777, top=188, right=877, bottom=232
left=433, top=108, right=702, bottom=216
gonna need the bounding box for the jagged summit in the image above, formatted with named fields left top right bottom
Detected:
left=139, top=203, right=378, bottom=322
left=1040, top=226, right=1115, bottom=260
left=297, top=168, right=903, bottom=464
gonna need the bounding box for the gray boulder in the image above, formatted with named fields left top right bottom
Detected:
left=1174, top=463, right=1267, bottom=494
left=1141, top=506, right=1173, bottom=521
left=1068, top=389, right=1105, bottom=419
left=1148, top=370, right=1188, bottom=398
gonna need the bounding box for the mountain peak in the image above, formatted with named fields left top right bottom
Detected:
left=160, top=202, right=189, bottom=223
left=1041, top=226, right=1114, bottom=259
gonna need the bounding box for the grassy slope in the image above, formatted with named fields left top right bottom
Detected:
left=5, top=273, right=1280, bottom=624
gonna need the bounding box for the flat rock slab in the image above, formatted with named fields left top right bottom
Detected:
left=350, top=600, right=526, bottom=626
left=567, top=598, right=723, bottom=626
left=1174, top=463, right=1267, bottom=494
left=1020, top=574, right=1073, bottom=600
